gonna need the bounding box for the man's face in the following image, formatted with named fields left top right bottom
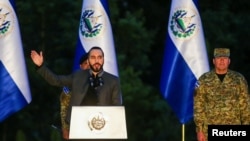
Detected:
left=88, top=49, right=104, bottom=73
left=213, top=57, right=230, bottom=72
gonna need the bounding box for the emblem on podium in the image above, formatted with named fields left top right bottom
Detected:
left=88, top=112, right=108, bottom=133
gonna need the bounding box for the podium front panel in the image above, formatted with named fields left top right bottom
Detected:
left=69, top=106, right=127, bottom=139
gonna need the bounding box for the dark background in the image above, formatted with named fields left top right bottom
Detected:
left=1, top=0, right=250, bottom=141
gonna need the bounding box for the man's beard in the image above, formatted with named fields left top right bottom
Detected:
left=90, top=63, right=103, bottom=73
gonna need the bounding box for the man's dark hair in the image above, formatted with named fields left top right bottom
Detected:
left=88, top=46, right=104, bottom=57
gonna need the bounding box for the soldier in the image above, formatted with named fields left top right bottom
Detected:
left=194, top=48, right=250, bottom=141
left=60, top=53, right=89, bottom=140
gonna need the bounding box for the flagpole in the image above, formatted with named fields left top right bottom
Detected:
left=182, top=124, right=185, bottom=141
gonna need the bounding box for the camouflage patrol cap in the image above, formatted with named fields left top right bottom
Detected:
left=214, top=48, right=230, bottom=57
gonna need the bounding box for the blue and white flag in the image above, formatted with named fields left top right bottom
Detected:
left=0, top=0, right=31, bottom=122
left=160, top=0, right=209, bottom=124
left=72, top=0, right=118, bottom=76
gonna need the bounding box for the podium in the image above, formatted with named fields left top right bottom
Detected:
left=69, top=106, right=127, bottom=139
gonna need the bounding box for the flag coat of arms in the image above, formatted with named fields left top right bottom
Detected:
left=0, top=0, right=31, bottom=122
left=160, top=0, right=209, bottom=123
left=73, top=0, right=118, bottom=77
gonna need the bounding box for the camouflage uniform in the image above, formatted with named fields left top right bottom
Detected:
left=60, top=91, right=71, bottom=131
left=194, top=69, right=250, bottom=141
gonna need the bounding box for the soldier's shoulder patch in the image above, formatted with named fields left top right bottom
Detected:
left=195, top=81, right=200, bottom=89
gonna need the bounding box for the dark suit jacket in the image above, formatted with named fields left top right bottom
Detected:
left=37, top=65, right=122, bottom=122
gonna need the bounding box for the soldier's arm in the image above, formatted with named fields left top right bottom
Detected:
left=238, top=77, right=250, bottom=124
left=194, top=85, right=206, bottom=132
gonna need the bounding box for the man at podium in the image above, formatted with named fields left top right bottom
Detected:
left=31, top=46, right=124, bottom=141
